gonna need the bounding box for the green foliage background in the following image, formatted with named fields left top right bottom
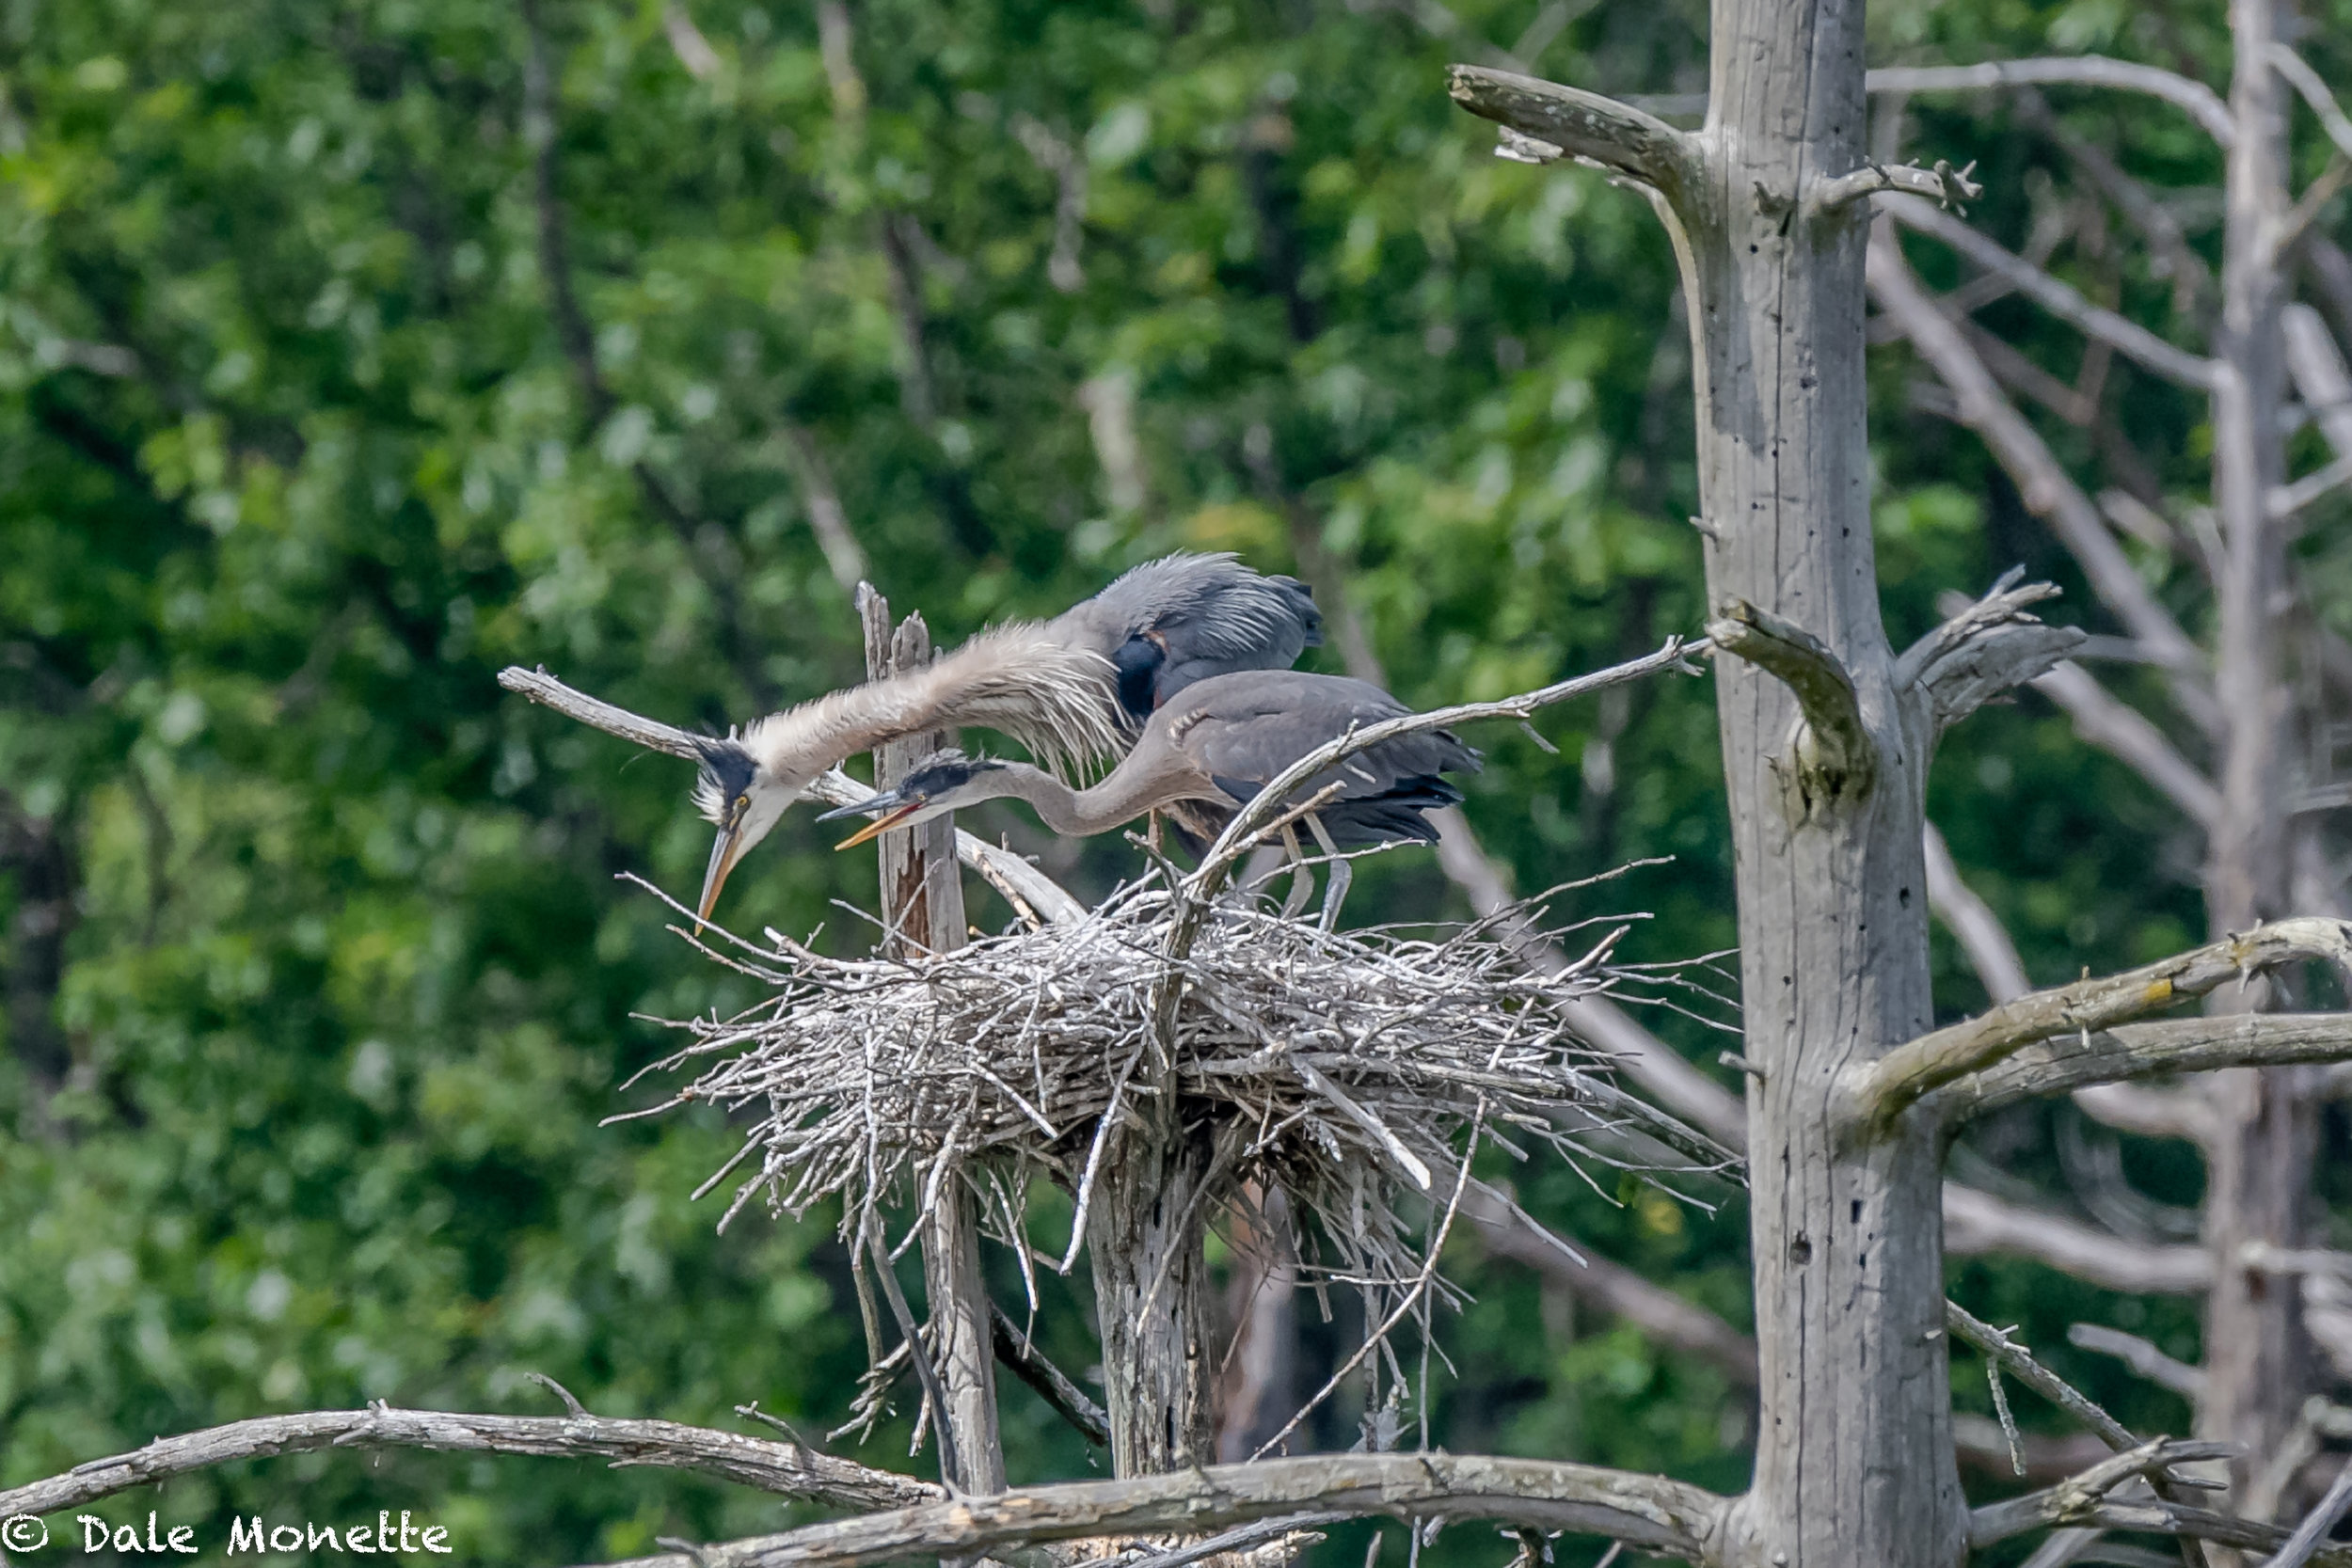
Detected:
left=2, top=0, right=2346, bottom=1561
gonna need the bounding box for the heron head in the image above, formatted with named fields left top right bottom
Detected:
left=816, top=752, right=1009, bottom=848
left=691, top=735, right=802, bottom=925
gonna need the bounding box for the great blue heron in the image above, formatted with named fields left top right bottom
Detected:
left=818, top=670, right=1479, bottom=927
left=692, top=554, right=1320, bottom=921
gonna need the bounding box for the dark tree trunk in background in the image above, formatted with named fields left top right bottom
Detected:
left=1088, top=1126, right=1217, bottom=1475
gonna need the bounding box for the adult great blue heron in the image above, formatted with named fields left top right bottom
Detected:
left=692, top=554, right=1320, bottom=921
left=818, top=670, right=1480, bottom=927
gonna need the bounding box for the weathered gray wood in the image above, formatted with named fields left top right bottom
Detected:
left=0, top=1402, right=935, bottom=1520
left=1462, top=0, right=1965, bottom=1554
left=564, top=1451, right=1730, bottom=1568
left=2200, top=0, right=2321, bottom=1504
left=1087, top=1122, right=1217, bottom=1474
left=1681, top=0, right=1956, bottom=1559
left=859, top=587, right=1006, bottom=1497
left=1855, top=917, right=2352, bottom=1122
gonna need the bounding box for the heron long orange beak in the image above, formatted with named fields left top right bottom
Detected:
left=834, top=801, right=924, bottom=850
left=696, top=807, right=750, bottom=930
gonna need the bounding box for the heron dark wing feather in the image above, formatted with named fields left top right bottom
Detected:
left=1051, top=554, right=1324, bottom=720
left=1167, top=671, right=1478, bottom=848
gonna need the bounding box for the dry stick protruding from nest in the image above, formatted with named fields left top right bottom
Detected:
left=1180, top=637, right=1703, bottom=915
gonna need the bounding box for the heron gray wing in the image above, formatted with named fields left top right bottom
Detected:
left=1172, top=673, right=1480, bottom=808
left=1051, top=553, right=1323, bottom=709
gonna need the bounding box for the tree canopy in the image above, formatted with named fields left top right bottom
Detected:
left=4, top=0, right=2347, bottom=1561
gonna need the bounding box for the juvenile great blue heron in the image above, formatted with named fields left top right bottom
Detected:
left=692, top=554, right=1320, bottom=921
left=818, top=670, right=1480, bottom=927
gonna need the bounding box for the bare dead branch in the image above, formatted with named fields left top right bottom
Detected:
left=0, top=1403, right=933, bottom=1522
left=2268, top=1451, right=2352, bottom=1568
left=1943, top=1306, right=2134, bottom=1449
left=1705, top=598, right=1875, bottom=800
left=1858, top=920, right=2352, bottom=1122
left=1009, top=117, right=1089, bottom=294
left=494, top=665, right=1086, bottom=926
left=2287, top=304, right=2352, bottom=456
left=1924, top=821, right=2032, bottom=1003
left=1864, top=59, right=2236, bottom=146
left=779, top=424, right=869, bottom=594
left=2028, top=662, right=2222, bottom=831
left=1815, top=157, right=1982, bottom=214
left=1943, top=1299, right=2217, bottom=1552
left=565, top=1453, right=1727, bottom=1568
left=1943, top=1184, right=2211, bottom=1294
left=2272, top=451, right=2352, bottom=520
left=1879, top=195, right=2218, bottom=390
left=2070, top=1081, right=2214, bottom=1143
left=2059, top=1500, right=2352, bottom=1566
left=2280, top=304, right=2352, bottom=517
left=2240, top=1242, right=2352, bottom=1279
left=1867, top=224, right=2219, bottom=733
left=1940, top=1013, right=2352, bottom=1121
left=2067, top=1324, right=2207, bottom=1398
left=1897, top=571, right=2088, bottom=732
left=1186, top=638, right=1702, bottom=902
left=1969, top=1437, right=2240, bottom=1548
left=662, top=2, right=723, bottom=80
left=1463, top=1180, right=1759, bottom=1386
left=2269, top=46, right=2352, bottom=162
left=1445, top=66, right=1700, bottom=201
left=1925, top=823, right=2215, bottom=1140
left=991, top=1307, right=1110, bottom=1447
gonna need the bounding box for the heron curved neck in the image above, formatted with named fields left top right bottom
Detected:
left=975, top=761, right=1199, bottom=837
left=740, top=625, right=1121, bottom=783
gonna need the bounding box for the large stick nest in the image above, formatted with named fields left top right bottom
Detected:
left=620, top=866, right=1723, bottom=1317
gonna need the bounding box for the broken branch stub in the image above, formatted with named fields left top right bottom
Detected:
left=1895, top=569, right=2088, bottom=733
left=1967, top=1438, right=2242, bottom=1547
left=1813, top=157, right=1985, bottom=215
left=1445, top=66, right=1701, bottom=207
left=1705, top=598, right=1876, bottom=808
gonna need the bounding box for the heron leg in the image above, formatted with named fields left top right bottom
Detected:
left=1278, top=824, right=1315, bottom=919
left=1307, top=814, right=1350, bottom=932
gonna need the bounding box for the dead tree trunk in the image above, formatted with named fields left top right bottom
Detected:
left=2200, top=0, right=2320, bottom=1505
left=1683, top=5, right=1960, bottom=1558
left=1087, top=1126, right=1216, bottom=1474
left=1454, top=0, right=2014, bottom=1555
left=860, top=587, right=1007, bottom=1497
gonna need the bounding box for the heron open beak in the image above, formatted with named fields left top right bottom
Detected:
left=696, top=803, right=751, bottom=929
left=834, top=800, right=924, bottom=850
